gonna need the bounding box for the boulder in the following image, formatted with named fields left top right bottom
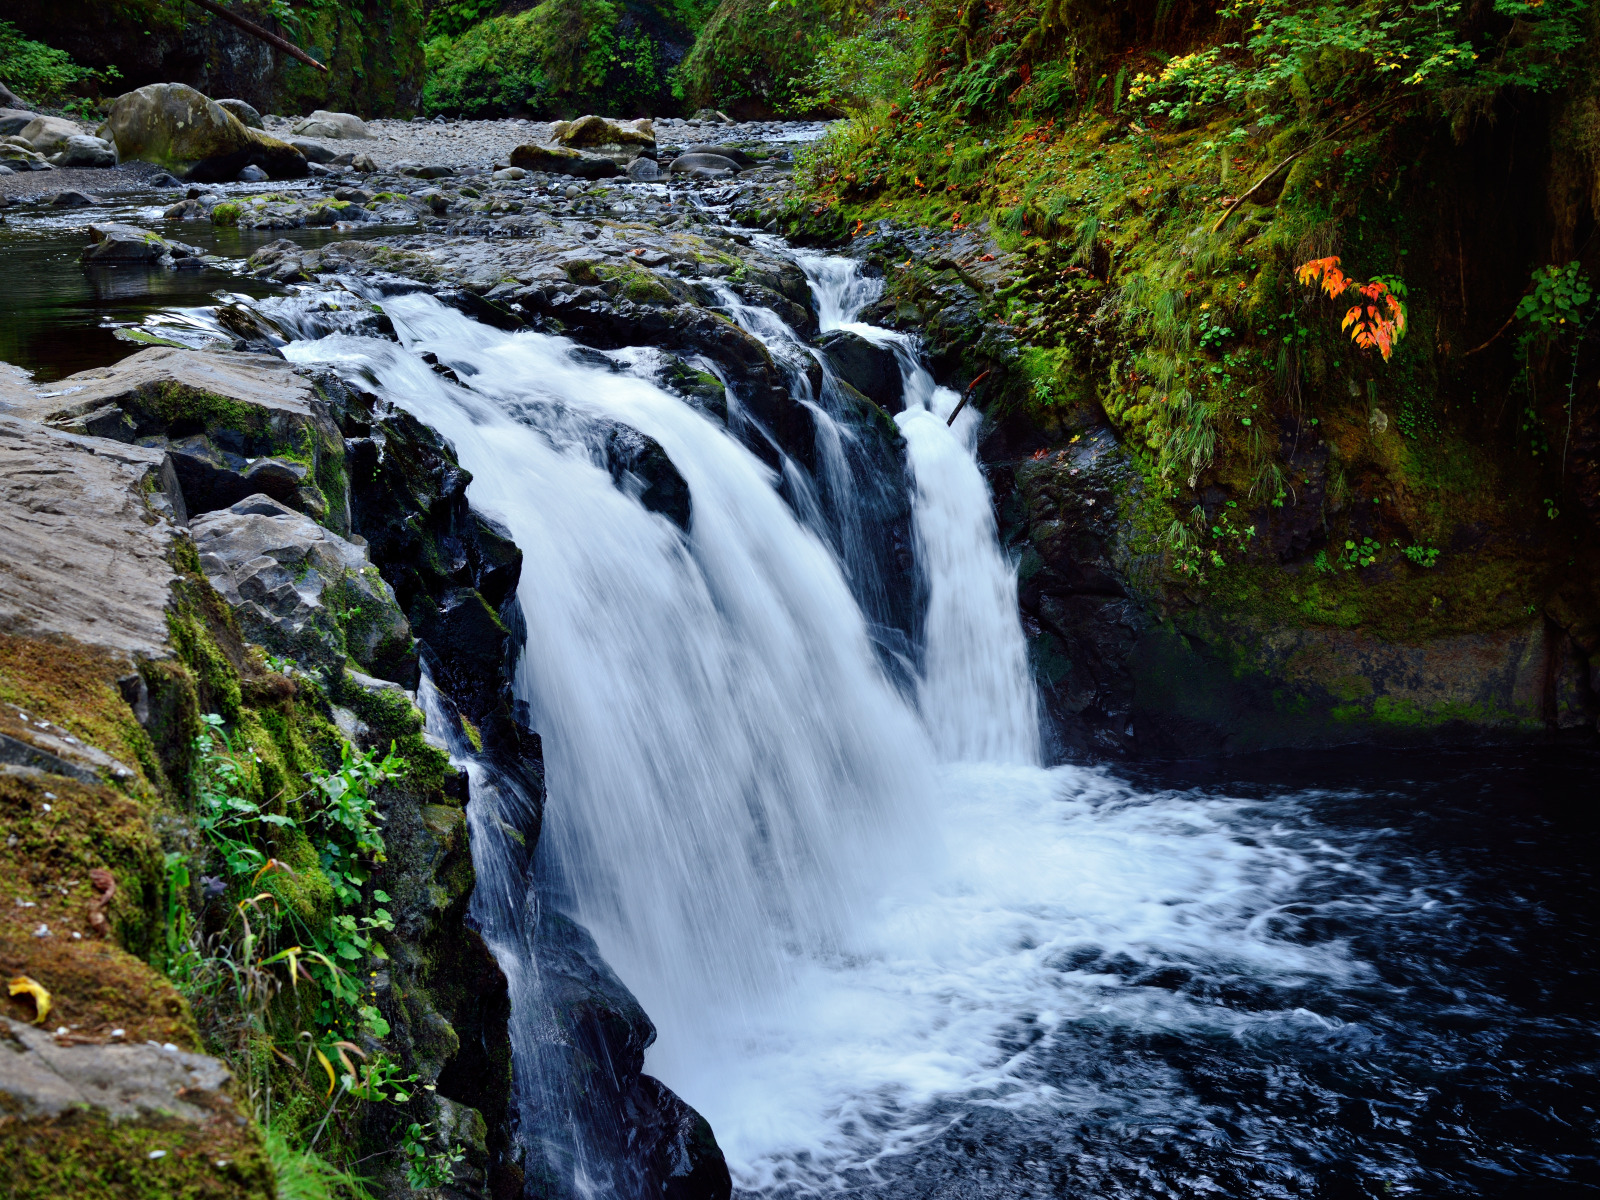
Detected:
left=51, top=189, right=102, bottom=208
left=237, top=163, right=268, bottom=182
left=491, top=166, right=526, bottom=181
left=290, top=109, right=371, bottom=139
left=603, top=421, right=691, bottom=531
left=53, top=134, right=117, bottom=168
left=0, top=109, right=34, bottom=137
left=817, top=329, right=904, bottom=412
left=507, top=143, right=618, bottom=179
left=557, top=115, right=655, bottom=161
left=626, top=156, right=661, bottom=182
left=103, top=83, right=307, bottom=181
left=0, top=138, right=46, bottom=170
left=669, top=152, right=743, bottom=176
left=18, top=114, right=84, bottom=156
left=80, top=222, right=167, bottom=263
left=191, top=493, right=413, bottom=677
left=289, top=137, right=336, bottom=164
left=692, top=107, right=733, bottom=123
left=683, top=143, right=756, bottom=169
left=6, top=345, right=350, bottom=533
left=0, top=415, right=185, bottom=658
left=216, top=98, right=263, bottom=128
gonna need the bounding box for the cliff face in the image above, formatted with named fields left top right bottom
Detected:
left=0, top=348, right=516, bottom=1195
left=774, top=0, right=1600, bottom=756
left=5, top=0, right=425, bottom=116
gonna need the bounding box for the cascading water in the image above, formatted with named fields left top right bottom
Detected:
left=272, top=255, right=1599, bottom=1200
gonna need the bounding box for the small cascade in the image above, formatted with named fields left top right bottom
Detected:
left=274, top=256, right=1402, bottom=1198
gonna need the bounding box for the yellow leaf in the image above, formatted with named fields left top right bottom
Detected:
left=8, top=975, right=51, bottom=1025
left=314, top=1047, right=337, bottom=1097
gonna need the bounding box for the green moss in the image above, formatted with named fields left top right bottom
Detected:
left=0, top=1108, right=273, bottom=1200
left=209, top=202, right=241, bottom=227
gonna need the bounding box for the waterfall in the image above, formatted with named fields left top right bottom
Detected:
left=282, top=259, right=1362, bottom=1195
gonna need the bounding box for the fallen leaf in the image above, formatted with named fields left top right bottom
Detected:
left=8, top=975, right=51, bottom=1024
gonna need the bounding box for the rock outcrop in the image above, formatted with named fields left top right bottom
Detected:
left=103, top=83, right=307, bottom=181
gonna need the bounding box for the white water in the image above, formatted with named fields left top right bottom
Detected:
left=282, top=261, right=1370, bottom=1194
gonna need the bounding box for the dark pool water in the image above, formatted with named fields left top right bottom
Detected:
left=0, top=187, right=401, bottom=381
left=838, top=746, right=1600, bottom=1200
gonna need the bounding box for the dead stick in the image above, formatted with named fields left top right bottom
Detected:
left=1463, top=311, right=1518, bottom=357
left=946, top=369, right=991, bottom=426
left=188, top=0, right=329, bottom=73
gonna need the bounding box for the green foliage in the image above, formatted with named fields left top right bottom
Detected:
left=677, top=0, right=833, bottom=115
left=266, top=1126, right=373, bottom=1200
left=424, top=0, right=676, bottom=117
left=0, top=19, right=117, bottom=104
left=1129, top=0, right=1587, bottom=127
left=1402, top=544, right=1440, bottom=567
left=427, top=0, right=502, bottom=39
left=399, top=1122, right=467, bottom=1189
left=801, top=16, right=917, bottom=113
left=1515, top=261, right=1593, bottom=344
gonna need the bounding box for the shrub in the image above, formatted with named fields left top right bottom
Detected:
left=0, top=20, right=115, bottom=104
left=423, top=0, right=682, bottom=118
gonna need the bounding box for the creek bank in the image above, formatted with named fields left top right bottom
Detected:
left=772, top=209, right=1600, bottom=757
left=0, top=117, right=848, bottom=1195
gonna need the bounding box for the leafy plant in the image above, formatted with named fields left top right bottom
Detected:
left=1339, top=536, right=1383, bottom=568
left=1297, top=257, right=1408, bottom=361
left=0, top=21, right=118, bottom=104
left=1402, top=544, right=1440, bottom=567
left=400, top=1123, right=467, bottom=1189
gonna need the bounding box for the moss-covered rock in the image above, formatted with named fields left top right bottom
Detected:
left=103, top=83, right=307, bottom=182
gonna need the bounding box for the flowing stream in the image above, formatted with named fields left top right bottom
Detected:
left=270, top=256, right=1600, bottom=1199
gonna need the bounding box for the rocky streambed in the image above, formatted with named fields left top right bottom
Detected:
left=0, top=109, right=873, bottom=1200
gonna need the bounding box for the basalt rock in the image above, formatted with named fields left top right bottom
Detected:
left=817, top=328, right=904, bottom=413
left=103, top=83, right=307, bottom=182
left=190, top=493, right=415, bottom=680
left=604, top=421, right=692, bottom=531
left=532, top=909, right=733, bottom=1200
left=216, top=98, right=263, bottom=128
left=508, top=142, right=619, bottom=179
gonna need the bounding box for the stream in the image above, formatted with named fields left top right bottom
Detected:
left=5, top=200, right=1597, bottom=1198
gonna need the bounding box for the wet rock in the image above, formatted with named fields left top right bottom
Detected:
left=291, top=110, right=372, bottom=139
left=17, top=114, right=83, bottom=156
left=416, top=587, right=512, bottom=719
left=532, top=910, right=731, bottom=1200
left=51, top=189, right=102, bottom=209
left=51, top=134, right=116, bottom=168
left=402, top=163, right=455, bottom=180
left=216, top=98, right=263, bottom=128
left=692, top=108, right=733, bottom=123
left=817, top=329, right=903, bottom=412
left=104, top=83, right=307, bottom=181
left=683, top=143, right=757, bottom=169
left=165, top=433, right=320, bottom=519
left=0, top=108, right=33, bottom=137
left=192, top=493, right=414, bottom=678
left=10, top=345, right=350, bottom=532
left=288, top=137, right=336, bottom=164
left=669, top=152, right=743, bottom=175
left=80, top=222, right=168, bottom=264
left=508, top=143, right=619, bottom=179
left=237, top=163, right=268, bottom=182
left=627, top=156, right=662, bottom=181
left=604, top=421, right=692, bottom=530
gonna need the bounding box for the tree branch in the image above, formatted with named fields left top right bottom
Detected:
left=188, top=0, right=329, bottom=74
